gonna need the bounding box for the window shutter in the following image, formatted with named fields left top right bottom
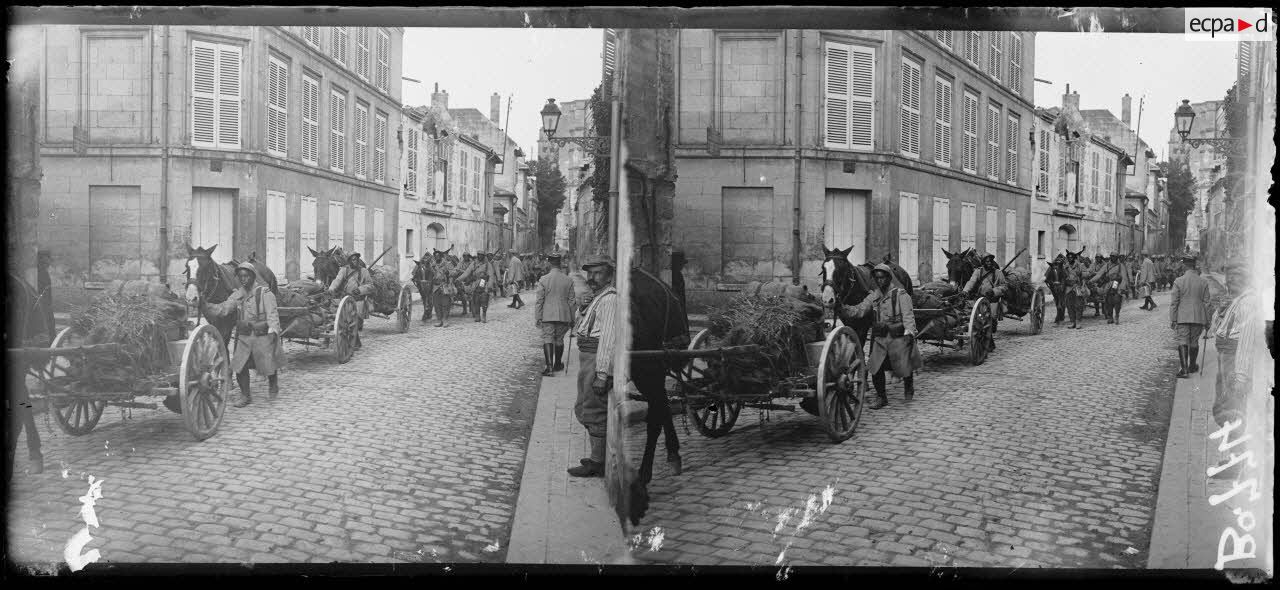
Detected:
left=1006, top=114, right=1018, bottom=185
left=303, top=26, right=320, bottom=48
left=216, top=44, right=242, bottom=149
left=302, top=76, right=319, bottom=165
left=961, top=203, right=976, bottom=251
left=934, top=77, right=952, bottom=166
left=900, top=58, right=921, bottom=158
left=330, top=91, right=346, bottom=172
left=985, top=206, right=998, bottom=256
left=932, top=198, right=949, bottom=281
left=898, top=193, right=919, bottom=282
left=849, top=45, right=875, bottom=150
left=823, top=42, right=850, bottom=149
left=356, top=28, right=370, bottom=81
left=354, top=103, right=368, bottom=178
left=267, top=57, right=287, bottom=156
left=1004, top=209, right=1016, bottom=263
left=375, top=112, right=387, bottom=183
left=602, top=29, right=618, bottom=80
left=407, top=128, right=418, bottom=193
left=191, top=41, right=217, bottom=147
left=373, top=208, right=385, bottom=258
left=986, top=104, right=1000, bottom=179
left=1010, top=33, right=1023, bottom=95
left=376, top=30, right=390, bottom=92
left=962, top=92, right=977, bottom=173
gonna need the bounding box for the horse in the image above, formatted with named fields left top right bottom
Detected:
left=819, top=245, right=879, bottom=351
left=184, top=245, right=279, bottom=348
left=307, top=245, right=343, bottom=288
left=942, top=247, right=982, bottom=288
left=6, top=272, right=50, bottom=480
left=410, top=257, right=435, bottom=323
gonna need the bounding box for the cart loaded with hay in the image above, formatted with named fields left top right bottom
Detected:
left=632, top=281, right=870, bottom=443
left=16, top=280, right=231, bottom=440
left=907, top=280, right=995, bottom=366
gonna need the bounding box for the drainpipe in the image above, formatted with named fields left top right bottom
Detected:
left=607, top=35, right=623, bottom=260
left=791, top=30, right=803, bottom=285
left=159, top=26, right=171, bottom=286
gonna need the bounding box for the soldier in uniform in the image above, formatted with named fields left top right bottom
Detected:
left=506, top=251, right=527, bottom=309
left=534, top=252, right=576, bottom=376
left=568, top=255, right=619, bottom=477
left=1138, top=252, right=1159, bottom=311
left=1170, top=255, right=1211, bottom=378
left=208, top=262, right=285, bottom=407
left=839, top=264, right=923, bottom=409
left=329, top=252, right=372, bottom=349
left=1046, top=255, right=1068, bottom=325
left=1090, top=253, right=1130, bottom=324
left=962, top=253, right=1006, bottom=341
left=460, top=251, right=500, bottom=323
left=429, top=249, right=459, bottom=328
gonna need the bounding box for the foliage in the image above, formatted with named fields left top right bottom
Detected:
left=1163, top=159, right=1197, bottom=250
left=535, top=157, right=567, bottom=250
left=588, top=75, right=613, bottom=205
left=68, top=293, right=187, bottom=389
left=1222, top=82, right=1248, bottom=203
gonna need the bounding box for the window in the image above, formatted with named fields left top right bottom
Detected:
left=1009, top=33, right=1023, bottom=95
left=472, top=155, right=481, bottom=203
left=933, top=31, right=953, bottom=49
left=986, top=103, right=1001, bottom=180
left=373, top=208, right=385, bottom=259
left=331, top=27, right=349, bottom=67
left=301, top=74, right=319, bottom=165
left=1037, top=128, right=1050, bottom=197
left=354, top=102, right=369, bottom=179
left=985, top=206, right=999, bottom=256
left=1005, top=113, right=1019, bottom=185
left=899, top=57, right=922, bottom=158
left=987, top=32, right=1003, bottom=83
left=352, top=204, right=366, bottom=258
left=405, top=229, right=414, bottom=257
left=300, top=195, right=318, bottom=277
left=1090, top=151, right=1099, bottom=204
left=328, top=200, right=345, bottom=249
left=355, top=28, right=371, bottom=81
left=898, top=193, right=920, bottom=282
left=329, top=89, right=347, bottom=172
left=965, top=31, right=981, bottom=68
left=1004, top=209, right=1016, bottom=263
left=457, top=147, right=468, bottom=203
left=1105, top=157, right=1114, bottom=208
left=302, top=26, right=320, bottom=48
left=932, top=197, right=950, bottom=282
left=406, top=126, right=418, bottom=194
left=190, top=40, right=242, bottom=149
left=934, top=76, right=953, bottom=166
left=266, top=56, right=288, bottom=156
left=961, top=202, right=976, bottom=251
left=1037, top=230, right=1046, bottom=258
left=822, top=41, right=875, bottom=151
left=375, top=29, right=390, bottom=93
left=374, top=111, right=387, bottom=183
left=962, top=91, right=978, bottom=173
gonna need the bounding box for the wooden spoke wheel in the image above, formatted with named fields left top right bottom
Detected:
left=816, top=325, right=868, bottom=443
left=684, top=328, right=743, bottom=438
left=47, top=327, right=107, bottom=436
left=179, top=324, right=230, bottom=441
left=1030, top=288, right=1045, bottom=335
left=333, top=295, right=358, bottom=364
left=967, top=297, right=992, bottom=366
left=396, top=284, right=413, bottom=334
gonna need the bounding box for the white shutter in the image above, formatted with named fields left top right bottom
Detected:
left=300, top=196, right=318, bottom=278
left=1009, top=33, right=1023, bottom=95
left=354, top=102, right=368, bottom=178
left=933, top=31, right=953, bottom=49
left=934, top=76, right=952, bottom=166
left=376, top=29, right=390, bottom=92
left=962, top=92, right=978, bottom=173
left=191, top=41, right=217, bottom=147
left=216, top=44, right=242, bottom=149
left=266, top=191, right=287, bottom=277
left=898, top=193, right=919, bottom=282
left=1105, top=158, right=1114, bottom=208
left=932, top=198, right=950, bottom=281
left=823, top=42, right=850, bottom=149
left=353, top=204, right=366, bottom=259
left=303, top=26, right=321, bottom=48
left=1004, top=209, right=1016, bottom=264
left=330, top=90, right=346, bottom=172
left=1006, top=114, right=1019, bottom=185
left=329, top=200, right=345, bottom=249
left=356, top=28, right=371, bottom=81
left=900, top=57, right=921, bottom=158
left=332, top=27, right=349, bottom=66
left=961, top=202, right=976, bottom=251
left=458, top=147, right=468, bottom=200
left=1038, top=129, right=1050, bottom=196
left=985, top=206, right=999, bottom=256
left=986, top=104, right=1000, bottom=180
left=302, top=75, right=319, bottom=166
left=373, top=208, right=385, bottom=259
left=267, top=56, right=287, bottom=156
left=849, top=45, right=875, bottom=150
left=374, top=112, right=387, bottom=183
left=406, top=128, right=418, bottom=194
left=473, top=155, right=481, bottom=204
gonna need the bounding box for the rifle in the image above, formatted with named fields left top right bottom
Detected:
left=1001, top=248, right=1027, bottom=275
left=333, top=246, right=395, bottom=297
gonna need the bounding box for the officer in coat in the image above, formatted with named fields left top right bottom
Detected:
left=840, top=264, right=923, bottom=409
left=535, top=251, right=576, bottom=376
left=208, top=262, right=285, bottom=407
left=329, top=252, right=372, bottom=349
left=1170, top=255, right=1211, bottom=378
left=506, top=251, right=527, bottom=309
left=1138, top=252, right=1159, bottom=311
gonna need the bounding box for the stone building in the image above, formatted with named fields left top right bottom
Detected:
left=1165, top=99, right=1227, bottom=258
left=449, top=92, right=537, bottom=255
left=670, top=30, right=1037, bottom=309
left=31, top=25, right=405, bottom=307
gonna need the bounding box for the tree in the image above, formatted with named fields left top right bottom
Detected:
left=1164, top=159, right=1197, bottom=251
left=534, top=157, right=567, bottom=251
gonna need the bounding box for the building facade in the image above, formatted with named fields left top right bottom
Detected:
left=33, top=25, right=405, bottom=308
left=671, top=29, right=1036, bottom=308
left=449, top=93, right=536, bottom=254
left=1165, top=99, right=1227, bottom=259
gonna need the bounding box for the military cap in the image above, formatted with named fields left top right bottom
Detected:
left=546, top=251, right=563, bottom=261
left=581, top=254, right=616, bottom=271
left=1181, top=255, right=1198, bottom=266
left=234, top=262, right=258, bottom=277
left=871, top=263, right=894, bottom=277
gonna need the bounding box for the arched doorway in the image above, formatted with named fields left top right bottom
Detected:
left=1056, top=224, right=1078, bottom=256
left=425, top=223, right=446, bottom=254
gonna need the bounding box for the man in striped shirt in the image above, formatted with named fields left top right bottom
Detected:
left=568, top=254, right=619, bottom=478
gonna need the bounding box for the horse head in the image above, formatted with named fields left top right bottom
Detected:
left=945, top=247, right=977, bottom=286
left=184, top=244, right=232, bottom=305
left=310, top=246, right=342, bottom=287
left=820, top=245, right=859, bottom=308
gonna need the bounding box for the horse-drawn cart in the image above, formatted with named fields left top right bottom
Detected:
left=275, top=293, right=361, bottom=364
left=995, top=275, right=1047, bottom=335
left=18, top=323, right=231, bottom=441
left=912, top=287, right=996, bottom=366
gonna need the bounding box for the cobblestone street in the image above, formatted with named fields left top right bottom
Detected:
left=8, top=296, right=543, bottom=567
left=627, top=291, right=1179, bottom=568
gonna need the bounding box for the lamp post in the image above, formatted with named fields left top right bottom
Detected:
left=1174, top=99, right=1242, bottom=152
left=540, top=98, right=611, bottom=156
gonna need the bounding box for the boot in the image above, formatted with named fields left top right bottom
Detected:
left=234, top=371, right=252, bottom=407
left=568, top=435, right=605, bottom=477
left=553, top=344, right=565, bottom=372
left=903, top=375, right=914, bottom=401
left=869, top=371, right=888, bottom=409
left=1188, top=346, right=1200, bottom=374
left=666, top=450, right=683, bottom=476
left=268, top=374, right=279, bottom=399
left=1177, top=346, right=1189, bottom=378
left=515, top=295, right=525, bottom=309
left=481, top=307, right=488, bottom=323
left=28, top=450, right=44, bottom=475
left=541, top=344, right=555, bottom=376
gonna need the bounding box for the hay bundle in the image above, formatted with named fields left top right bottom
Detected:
left=367, top=265, right=401, bottom=311
left=706, top=295, right=821, bottom=392
left=68, top=293, right=187, bottom=390
left=287, top=278, right=325, bottom=296
left=1004, top=271, right=1032, bottom=310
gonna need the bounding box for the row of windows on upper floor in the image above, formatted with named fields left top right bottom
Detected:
left=291, top=26, right=393, bottom=96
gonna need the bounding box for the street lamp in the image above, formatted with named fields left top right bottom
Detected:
left=539, top=98, right=611, bottom=156
left=1174, top=99, right=1242, bottom=151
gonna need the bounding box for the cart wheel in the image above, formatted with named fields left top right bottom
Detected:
left=333, top=296, right=358, bottom=364
left=179, top=324, right=230, bottom=441
left=967, top=297, right=991, bottom=366
left=684, top=328, right=743, bottom=438
left=45, top=327, right=108, bottom=436
left=396, top=285, right=413, bottom=334
left=816, top=325, right=868, bottom=443
left=1030, top=288, right=1045, bottom=335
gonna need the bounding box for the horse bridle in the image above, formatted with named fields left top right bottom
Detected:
left=187, top=258, right=230, bottom=325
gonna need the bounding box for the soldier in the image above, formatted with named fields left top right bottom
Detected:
left=1138, top=251, right=1159, bottom=311
left=1090, top=253, right=1129, bottom=324
left=429, top=248, right=458, bottom=328
left=840, top=264, right=922, bottom=409
left=505, top=251, right=525, bottom=309
left=460, top=251, right=499, bottom=323
left=962, top=253, right=1006, bottom=341
left=1046, top=255, right=1068, bottom=325
left=207, top=262, right=285, bottom=407
left=1170, top=255, right=1211, bottom=378
left=567, top=254, right=619, bottom=478
left=534, top=252, right=576, bottom=376
left=329, top=252, right=372, bottom=350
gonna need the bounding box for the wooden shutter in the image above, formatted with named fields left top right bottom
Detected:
left=962, top=92, right=977, bottom=173
left=985, top=206, right=998, bottom=256
left=356, top=28, right=370, bottom=81
left=472, top=155, right=481, bottom=203
left=823, top=42, right=850, bottom=149
left=898, top=193, right=919, bottom=282
left=406, top=128, right=418, bottom=194
left=330, top=90, right=346, bottom=172
left=216, top=44, right=242, bottom=149
left=191, top=41, right=217, bottom=147
left=1004, top=209, right=1016, bottom=263
left=303, top=26, right=320, bottom=48
left=1009, top=33, right=1023, bottom=95
left=1105, top=157, right=1113, bottom=207
left=353, top=204, right=366, bottom=258
left=932, top=198, right=950, bottom=281
left=1038, top=129, right=1050, bottom=195
left=267, top=56, right=287, bottom=156
left=986, top=104, right=1000, bottom=179
left=302, top=76, right=319, bottom=165
left=373, top=208, right=385, bottom=259
left=266, top=191, right=287, bottom=277
left=375, top=112, right=387, bottom=183
left=824, top=42, right=874, bottom=151
left=900, top=57, right=921, bottom=158
left=934, top=76, right=952, bottom=166
left=602, top=29, right=618, bottom=80
left=1006, top=114, right=1019, bottom=185
left=332, top=27, right=349, bottom=66
left=300, top=196, right=318, bottom=277
left=376, top=29, right=390, bottom=92
left=968, top=32, right=981, bottom=68
left=354, top=102, right=368, bottom=178
left=961, top=202, right=976, bottom=250
left=329, top=200, right=345, bottom=249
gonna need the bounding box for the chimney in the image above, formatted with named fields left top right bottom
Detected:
left=431, top=84, right=449, bottom=110
left=1121, top=93, right=1131, bottom=125
left=1062, top=84, right=1080, bottom=111
left=490, top=93, right=501, bottom=124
